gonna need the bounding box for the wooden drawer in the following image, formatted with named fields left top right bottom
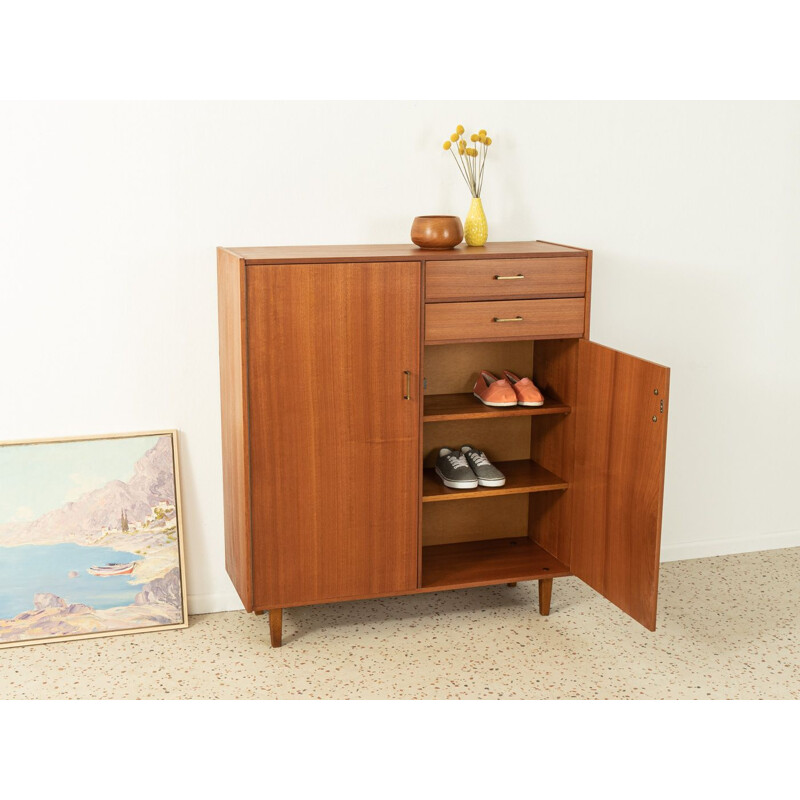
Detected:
left=425, top=257, right=586, bottom=302
left=425, top=298, right=585, bottom=344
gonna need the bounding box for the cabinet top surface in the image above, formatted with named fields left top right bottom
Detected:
left=219, top=241, right=587, bottom=265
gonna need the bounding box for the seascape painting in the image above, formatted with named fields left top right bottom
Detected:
left=0, top=431, right=187, bottom=648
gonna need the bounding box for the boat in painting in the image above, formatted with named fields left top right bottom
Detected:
left=87, top=562, right=136, bottom=577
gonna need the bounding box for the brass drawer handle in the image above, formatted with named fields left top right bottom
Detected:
left=403, top=370, right=411, bottom=399
left=493, top=316, right=524, bottom=322
left=494, top=274, right=525, bottom=280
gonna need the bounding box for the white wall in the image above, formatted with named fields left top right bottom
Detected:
left=1, top=101, right=798, bottom=612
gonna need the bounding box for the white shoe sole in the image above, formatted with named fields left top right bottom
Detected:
left=517, top=401, right=544, bottom=407
left=435, top=466, right=478, bottom=489
left=473, top=393, right=517, bottom=408
left=476, top=477, right=506, bottom=487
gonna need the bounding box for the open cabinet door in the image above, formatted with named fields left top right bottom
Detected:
left=571, top=341, right=669, bottom=630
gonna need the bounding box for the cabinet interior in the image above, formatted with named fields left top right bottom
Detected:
left=420, top=338, right=580, bottom=587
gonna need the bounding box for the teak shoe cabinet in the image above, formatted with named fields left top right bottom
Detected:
left=217, top=242, right=669, bottom=647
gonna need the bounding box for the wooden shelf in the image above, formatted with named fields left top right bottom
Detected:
left=423, top=392, right=570, bottom=422
left=421, top=537, right=570, bottom=590
left=422, top=459, right=568, bottom=503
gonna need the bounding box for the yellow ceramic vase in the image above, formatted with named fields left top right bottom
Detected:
left=464, top=197, right=488, bottom=246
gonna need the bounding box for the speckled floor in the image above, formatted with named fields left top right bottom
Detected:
left=1, top=547, right=798, bottom=699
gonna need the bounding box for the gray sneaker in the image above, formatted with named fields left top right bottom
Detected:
left=435, top=447, right=479, bottom=489
left=460, top=445, right=506, bottom=487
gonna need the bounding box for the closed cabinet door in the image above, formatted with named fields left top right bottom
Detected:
left=247, top=261, right=421, bottom=608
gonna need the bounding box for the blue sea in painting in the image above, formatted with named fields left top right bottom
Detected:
left=0, top=544, right=144, bottom=620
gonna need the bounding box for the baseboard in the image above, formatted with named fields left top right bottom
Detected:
left=660, top=529, right=800, bottom=563
left=187, top=591, right=244, bottom=615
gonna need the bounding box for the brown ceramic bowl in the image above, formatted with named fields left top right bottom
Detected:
left=410, top=215, right=464, bottom=249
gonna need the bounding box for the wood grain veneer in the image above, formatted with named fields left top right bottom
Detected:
left=423, top=340, right=534, bottom=396
left=538, top=578, right=553, bottom=615
left=421, top=538, right=570, bottom=589
left=426, top=257, right=586, bottom=302
left=569, top=340, right=669, bottom=631
left=535, top=241, right=592, bottom=339
left=584, top=250, right=593, bottom=338
left=528, top=339, right=581, bottom=565
left=423, top=392, right=570, bottom=422
left=422, top=494, right=530, bottom=546
left=221, top=241, right=586, bottom=265
left=423, top=416, right=532, bottom=467
left=425, top=298, right=585, bottom=344
left=422, top=459, right=568, bottom=502
left=217, top=248, right=253, bottom=611
left=417, top=259, right=426, bottom=588
left=269, top=609, right=282, bottom=647
left=247, top=261, right=421, bottom=609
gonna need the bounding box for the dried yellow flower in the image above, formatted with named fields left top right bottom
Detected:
left=442, top=122, right=492, bottom=197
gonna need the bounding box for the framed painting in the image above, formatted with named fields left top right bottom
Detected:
left=0, top=430, right=188, bottom=649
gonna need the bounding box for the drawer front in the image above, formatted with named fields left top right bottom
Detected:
left=425, top=298, right=585, bottom=344
left=425, top=257, right=586, bottom=302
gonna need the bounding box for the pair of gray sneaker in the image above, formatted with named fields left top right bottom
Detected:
left=434, top=445, right=506, bottom=489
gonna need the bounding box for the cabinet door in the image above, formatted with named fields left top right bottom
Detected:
left=571, top=340, right=669, bottom=630
left=247, top=261, right=421, bottom=608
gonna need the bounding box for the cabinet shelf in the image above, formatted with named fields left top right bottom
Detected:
left=423, top=392, right=570, bottom=422
left=421, top=537, right=570, bottom=590
left=422, top=459, right=568, bottom=503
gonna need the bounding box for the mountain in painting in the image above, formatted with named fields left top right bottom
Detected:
left=0, top=435, right=175, bottom=546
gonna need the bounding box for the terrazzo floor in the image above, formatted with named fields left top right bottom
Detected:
left=1, top=547, right=798, bottom=699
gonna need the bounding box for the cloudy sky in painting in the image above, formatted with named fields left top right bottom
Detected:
left=0, top=435, right=160, bottom=525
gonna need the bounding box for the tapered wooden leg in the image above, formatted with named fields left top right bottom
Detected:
left=269, top=609, right=282, bottom=647
left=538, top=578, right=553, bottom=616
left=507, top=582, right=517, bottom=587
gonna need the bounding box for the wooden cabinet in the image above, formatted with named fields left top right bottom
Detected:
left=218, top=241, right=670, bottom=646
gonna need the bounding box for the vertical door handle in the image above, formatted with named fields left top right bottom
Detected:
left=403, top=370, right=411, bottom=400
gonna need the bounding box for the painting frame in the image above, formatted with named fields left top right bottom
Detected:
left=0, top=429, right=188, bottom=649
